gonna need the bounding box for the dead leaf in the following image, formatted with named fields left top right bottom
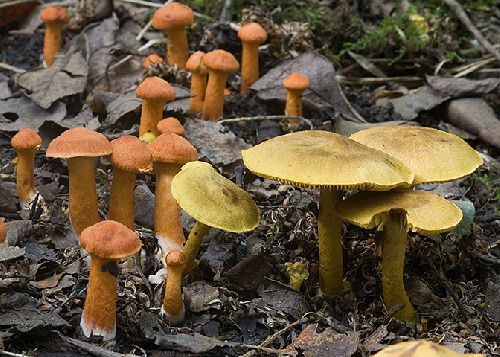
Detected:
left=226, top=254, right=270, bottom=291
left=484, top=275, right=500, bottom=322
left=334, top=115, right=418, bottom=136
left=184, top=281, right=221, bottom=313
left=0, top=245, right=25, bottom=262
left=29, top=273, right=62, bottom=289
left=385, top=86, right=445, bottom=120
left=427, top=75, right=500, bottom=98
left=257, top=280, right=310, bottom=319
left=103, top=91, right=141, bottom=127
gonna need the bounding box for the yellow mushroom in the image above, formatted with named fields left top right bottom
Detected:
left=373, top=340, right=484, bottom=357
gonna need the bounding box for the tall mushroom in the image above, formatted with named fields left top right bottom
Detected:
left=373, top=340, right=484, bottom=357
left=152, top=2, right=194, bottom=69
left=171, top=161, right=260, bottom=275
left=238, top=23, right=267, bottom=94
left=283, top=72, right=309, bottom=126
left=11, top=129, right=42, bottom=209
left=242, top=131, right=414, bottom=296
left=136, top=76, right=176, bottom=137
left=80, top=220, right=142, bottom=340
left=201, top=50, right=239, bottom=121
left=186, top=51, right=206, bottom=115
left=148, top=133, right=198, bottom=256
left=39, top=6, right=69, bottom=66
left=157, top=117, right=185, bottom=136
left=163, top=249, right=186, bottom=323
left=0, top=218, right=6, bottom=244
left=46, top=127, right=112, bottom=237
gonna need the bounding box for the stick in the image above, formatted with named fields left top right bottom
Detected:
left=0, top=62, right=25, bottom=73
left=219, top=115, right=303, bottom=123
left=336, top=75, right=422, bottom=85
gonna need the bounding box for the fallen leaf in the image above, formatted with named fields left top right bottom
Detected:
left=386, top=86, right=445, bottom=120
left=226, top=254, right=270, bottom=291
left=484, top=275, right=500, bottom=322
left=427, top=75, right=500, bottom=97
left=0, top=245, right=25, bottom=262
left=257, top=280, right=310, bottom=319
left=103, top=91, right=141, bottom=127
left=334, top=115, right=418, bottom=136
left=184, top=281, right=221, bottom=313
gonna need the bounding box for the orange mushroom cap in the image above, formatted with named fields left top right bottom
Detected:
left=238, top=23, right=267, bottom=44
left=203, top=50, right=239, bottom=73
left=40, top=6, right=69, bottom=23
left=11, top=129, right=42, bottom=150
left=283, top=72, right=310, bottom=91
left=0, top=218, right=6, bottom=244
left=157, top=117, right=184, bottom=136
left=135, top=76, right=176, bottom=101
left=46, top=127, right=111, bottom=159
left=143, top=54, right=163, bottom=68
left=152, top=2, right=194, bottom=30
left=148, top=133, right=197, bottom=164
left=165, top=249, right=186, bottom=267
left=110, top=136, right=152, bottom=173
left=185, top=51, right=205, bottom=72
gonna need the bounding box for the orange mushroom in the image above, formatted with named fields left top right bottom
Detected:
left=283, top=72, right=309, bottom=126
left=238, top=23, right=267, bottom=94
left=39, top=6, right=69, bottom=66
left=185, top=51, right=206, bottom=115
left=157, top=117, right=185, bottom=136
left=0, top=218, right=6, bottom=244
left=162, top=249, right=186, bottom=323
left=143, top=54, right=164, bottom=69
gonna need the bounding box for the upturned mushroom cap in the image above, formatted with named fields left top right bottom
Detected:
left=373, top=340, right=484, bottom=357
left=40, top=6, right=69, bottom=23
left=350, top=126, right=483, bottom=185
left=203, top=50, right=239, bottom=73
left=135, top=76, right=176, bottom=101
left=171, top=161, right=260, bottom=232
left=46, top=127, right=112, bottom=159
left=238, top=23, right=268, bottom=44
left=0, top=218, right=6, bottom=244
left=336, top=190, right=462, bottom=236
left=157, top=117, right=184, bottom=136
left=143, top=54, right=163, bottom=68
left=110, top=136, right=152, bottom=173
left=165, top=249, right=186, bottom=267
left=152, top=2, right=194, bottom=30
left=11, top=129, right=42, bottom=150
left=148, top=133, right=198, bottom=164
left=283, top=72, right=310, bottom=91
left=242, top=131, right=414, bottom=190
left=80, top=220, right=142, bottom=260
left=185, top=51, right=205, bottom=72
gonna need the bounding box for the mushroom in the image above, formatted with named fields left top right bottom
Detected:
left=39, top=6, right=69, bottom=66
left=238, top=23, right=267, bottom=94
left=80, top=220, right=142, bottom=340
left=171, top=161, right=259, bottom=275
left=152, top=2, right=194, bottom=68
left=201, top=50, right=239, bottom=121
left=373, top=340, right=484, bottom=357
left=136, top=76, right=176, bottom=137
left=0, top=218, right=6, bottom=244
left=162, top=249, right=186, bottom=323
left=185, top=51, right=206, bottom=115
left=46, top=127, right=112, bottom=237
left=157, top=117, right=185, bottom=136
left=148, top=133, right=198, bottom=256
left=336, top=190, right=462, bottom=323
left=109, top=136, right=152, bottom=229
left=283, top=72, right=309, bottom=126
left=242, top=131, right=413, bottom=296
left=11, top=129, right=42, bottom=209
left=143, top=54, right=163, bottom=69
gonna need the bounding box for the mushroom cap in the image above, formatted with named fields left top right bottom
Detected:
left=165, top=249, right=186, bottom=267
left=171, top=161, right=260, bottom=232
left=373, top=340, right=484, bottom=357
left=0, top=218, right=6, bottom=244
left=350, top=126, right=483, bottom=185
left=157, top=117, right=184, bottom=136
left=11, top=129, right=42, bottom=150
left=110, top=136, right=152, bottom=173
left=238, top=22, right=268, bottom=43
left=135, top=76, right=176, bottom=101
left=148, top=133, right=198, bottom=164
left=40, top=6, right=69, bottom=23
left=242, top=130, right=414, bottom=190
left=185, top=51, right=205, bottom=72
left=203, top=50, right=239, bottom=73
left=80, top=220, right=142, bottom=259
left=336, top=190, right=462, bottom=236
left=46, top=127, right=112, bottom=159
left=152, top=2, right=194, bottom=30
left=283, top=72, right=310, bottom=91
left=143, top=54, right=163, bottom=68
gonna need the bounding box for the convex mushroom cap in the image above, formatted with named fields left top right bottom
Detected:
left=157, top=117, right=184, bottom=136
left=152, top=2, right=194, bottom=30
left=135, top=76, right=175, bottom=101
left=238, top=22, right=267, bottom=43
left=350, top=126, right=483, bottom=185
left=186, top=51, right=205, bottom=72
left=203, top=50, right=240, bottom=73
left=40, top=6, right=69, bottom=23
left=46, top=127, right=111, bottom=158
left=11, top=129, right=42, bottom=150
left=373, top=340, right=484, bottom=357
left=148, top=133, right=197, bottom=164
left=110, top=136, right=152, bottom=173
left=143, top=54, right=163, bottom=68
left=171, top=161, right=260, bottom=232
left=283, top=72, right=310, bottom=91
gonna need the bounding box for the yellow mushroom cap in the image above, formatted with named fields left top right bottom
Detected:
left=171, top=161, right=260, bottom=232
left=336, top=190, right=462, bottom=236
left=238, top=22, right=268, bottom=44
left=242, top=130, right=414, bottom=190
left=46, top=127, right=112, bottom=159
left=110, top=136, right=152, bottom=173
left=11, top=128, right=42, bottom=150
left=373, top=340, right=484, bottom=357
left=350, top=126, right=483, bottom=185
left=152, top=2, right=194, bottom=30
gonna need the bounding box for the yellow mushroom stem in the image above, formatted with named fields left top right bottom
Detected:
left=164, top=28, right=189, bottom=69
left=240, top=42, right=259, bottom=94
left=182, top=221, right=211, bottom=275
left=108, top=168, right=136, bottom=230
left=285, top=89, right=305, bottom=126
left=81, top=256, right=118, bottom=340
left=377, top=210, right=416, bottom=323
left=163, top=253, right=186, bottom=323
left=44, top=21, right=65, bottom=66
left=202, top=70, right=229, bottom=121
left=139, top=99, right=166, bottom=137
left=15, top=148, right=37, bottom=206
left=67, top=157, right=100, bottom=237
left=188, top=71, right=207, bottom=115
left=318, top=188, right=343, bottom=296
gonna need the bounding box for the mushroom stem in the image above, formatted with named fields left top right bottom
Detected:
left=44, top=22, right=64, bottom=66
left=67, top=157, right=100, bottom=237
left=162, top=252, right=186, bottom=323
left=154, top=163, right=185, bottom=255
left=165, top=29, right=189, bottom=69
left=109, top=168, right=136, bottom=230
left=139, top=99, right=165, bottom=137
left=188, top=71, right=206, bottom=115
left=285, top=88, right=304, bottom=120
left=318, top=188, right=343, bottom=296
left=379, top=211, right=416, bottom=323
left=15, top=149, right=37, bottom=206
left=240, top=42, right=259, bottom=94
left=202, top=71, right=229, bottom=121
left=81, top=256, right=118, bottom=340
left=182, top=221, right=211, bottom=275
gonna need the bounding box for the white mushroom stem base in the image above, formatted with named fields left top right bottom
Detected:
left=182, top=221, right=210, bottom=275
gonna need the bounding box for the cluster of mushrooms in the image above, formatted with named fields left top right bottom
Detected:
left=0, top=2, right=484, bottom=353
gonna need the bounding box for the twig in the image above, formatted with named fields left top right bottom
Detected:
left=336, top=75, right=422, bottom=85
left=0, top=352, right=30, bottom=357
left=443, top=0, right=500, bottom=63
left=452, top=57, right=495, bottom=78
left=219, top=115, right=303, bottom=123
left=219, top=0, right=232, bottom=23
left=0, top=62, right=25, bottom=73
left=114, top=0, right=162, bottom=7
left=53, top=332, right=127, bottom=357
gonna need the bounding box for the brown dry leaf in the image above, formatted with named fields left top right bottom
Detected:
left=29, top=273, right=63, bottom=289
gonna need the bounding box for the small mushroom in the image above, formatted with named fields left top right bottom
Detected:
left=171, top=161, right=259, bottom=275
left=162, top=249, right=186, bottom=323
left=11, top=129, right=42, bottom=209
left=336, top=190, right=462, bottom=323
left=46, top=128, right=112, bottom=237
left=136, top=76, right=176, bottom=137
left=143, top=54, right=163, bottom=69
left=201, top=50, right=239, bottom=121
left=39, top=6, right=69, bottom=66
left=0, top=218, right=6, bottom=244
left=152, top=2, right=194, bottom=68
left=373, top=340, right=484, bottom=357
left=242, top=131, right=413, bottom=296
left=185, top=51, right=206, bottom=115
left=238, top=23, right=267, bottom=94
left=283, top=72, right=309, bottom=126
left=157, top=117, right=185, bottom=136
left=80, top=220, right=142, bottom=340
left=148, top=133, right=198, bottom=256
